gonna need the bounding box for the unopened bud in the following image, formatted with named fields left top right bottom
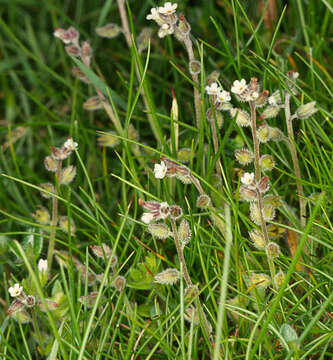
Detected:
left=39, top=183, right=55, bottom=199
left=148, top=223, right=172, bottom=239
left=60, top=165, right=76, bottom=185
left=178, top=13, right=191, bottom=36
left=274, top=271, right=286, bottom=288
left=248, top=273, right=271, bottom=289
left=260, top=105, right=280, bottom=119
left=235, top=148, right=253, bottom=165
left=83, top=96, right=103, bottom=111
left=269, top=127, right=284, bottom=142
left=256, top=124, right=271, bottom=143
left=259, top=154, right=275, bottom=171
left=230, top=108, right=251, bottom=127
left=189, top=60, right=200, bottom=75
left=65, top=45, right=81, bottom=57
left=249, top=229, right=265, bottom=250
left=296, top=101, right=317, bottom=119
left=178, top=219, right=191, bottom=247
left=154, top=268, right=180, bottom=285
left=169, top=205, right=182, bottom=220
left=257, top=176, right=270, bottom=193
left=113, top=275, right=126, bottom=291
left=196, top=194, right=211, bottom=208
left=239, top=186, right=257, bottom=202
left=255, top=90, right=269, bottom=107
left=59, top=216, right=76, bottom=235
left=266, top=242, right=280, bottom=258
left=81, top=41, right=92, bottom=67
left=44, top=155, right=58, bottom=172
left=95, top=23, right=122, bottom=38
left=32, top=206, right=50, bottom=225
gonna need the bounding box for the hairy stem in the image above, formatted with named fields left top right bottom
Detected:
left=47, top=160, right=62, bottom=272
left=249, top=101, right=276, bottom=282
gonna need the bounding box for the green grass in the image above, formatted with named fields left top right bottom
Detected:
left=0, top=0, right=332, bottom=359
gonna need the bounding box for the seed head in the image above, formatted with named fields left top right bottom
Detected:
left=247, top=273, right=271, bottom=289
left=266, top=242, right=280, bottom=258
left=239, top=186, right=257, bottom=202
left=189, top=60, right=201, bottom=75
left=249, top=229, right=265, bottom=250
left=260, top=105, right=280, bottom=119
left=32, top=206, right=51, bottom=225
left=269, top=127, right=284, bottom=142
left=44, top=155, right=58, bottom=172
left=296, top=101, right=318, bottom=119
left=60, top=165, right=77, bottom=185
left=178, top=219, right=192, bottom=247
left=262, top=204, right=276, bottom=222
left=95, top=23, right=122, bottom=38
left=230, top=108, right=251, bottom=127
left=39, top=183, right=55, bottom=199
left=148, top=223, right=172, bottom=239
left=83, top=96, right=103, bottom=111
left=256, top=124, right=271, bottom=143
left=250, top=202, right=261, bottom=225
left=59, top=216, right=76, bottom=235
left=235, top=148, right=253, bottom=165
left=169, top=205, right=182, bottom=220
left=113, top=276, right=126, bottom=292
left=196, top=194, right=211, bottom=208
left=154, top=268, right=180, bottom=285
left=274, top=270, right=286, bottom=288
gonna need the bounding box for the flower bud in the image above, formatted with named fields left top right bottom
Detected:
left=178, top=219, right=191, bottom=247
left=265, top=242, right=280, bottom=258
left=296, top=101, right=317, bottom=119
left=83, top=96, right=103, bottom=111
left=39, top=183, right=55, bottom=199
left=154, top=268, right=180, bottom=285
left=32, top=206, right=50, bottom=225
left=60, top=165, right=77, bottom=185
left=44, top=155, right=58, bottom=172
left=71, top=66, right=90, bottom=83
left=177, top=148, right=192, bottom=163
left=256, top=124, right=271, bottom=143
left=169, top=205, right=182, bottom=220
left=81, top=41, right=92, bottom=67
left=235, top=148, right=253, bottom=165
left=263, top=195, right=282, bottom=207
left=249, top=229, right=265, bottom=250
left=196, top=194, right=211, bottom=208
left=259, top=154, right=275, bottom=171
left=269, top=127, right=284, bottom=142
left=78, top=291, right=99, bottom=308
left=257, top=176, right=270, bottom=193
left=7, top=299, right=25, bottom=315
left=24, top=295, right=36, bottom=308
left=273, top=270, right=286, bottom=288
left=189, top=60, right=200, bottom=75
left=250, top=202, right=261, bottom=225
left=230, top=108, right=251, bottom=127
left=262, top=204, right=276, bottom=222
left=247, top=273, right=271, bottom=289
left=255, top=90, right=269, bottom=107
left=113, top=275, right=126, bottom=292
left=178, top=13, right=191, bottom=36
left=148, top=223, right=172, bottom=239
left=65, top=45, right=81, bottom=57
left=95, top=23, right=122, bottom=38
left=239, top=186, right=257, bottom=202
left=59, top=216, right=76, bottom=235
left=97, top=131, right=120, bottom=148
left=260, top=105, right=280, bottom=119
left=90, top=243, right=112, bottom=259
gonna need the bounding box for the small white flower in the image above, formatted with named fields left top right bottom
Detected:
left=158, top=23, right=174, bottom=38
left=141, top=212, right=155, bottom=224
left=231, top=79, right=247, bottom=95
left=216, top=90, right=231, bottom=103
left=248, top=91, right=259, bottom=101
left=241, top=172, right=255, bottom=186
left=63, top=138, right=78, bottom=151
left=158, top=2, right=178, bottom=15
left=205, top=82, right=221, bottom=96
left=154, top=161, right=167, bottom=179
left=146, top=7, right=161, bottom=22
left=38, top=259, right=48, bottom=273
left=8, top=283, right=23, bottom=297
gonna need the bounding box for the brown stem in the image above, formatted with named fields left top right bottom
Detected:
left=47, top=160, right=62, bottom=272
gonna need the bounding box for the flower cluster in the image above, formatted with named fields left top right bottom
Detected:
left=146, top=2, right=178, bottom=38
left=154, top=156, right=192, bottom=183
left=139, top=199, right=182, bottom=224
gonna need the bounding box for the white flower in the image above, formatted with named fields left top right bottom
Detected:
left=231, top=79, right=247, bottom=95
left=63, top=138, right=78, bottom=151
left=8, top=283, right=23, bottom=297
left=154, top=161, right=167, bottom=179
left=146, top=7, right=161, bottom=23
left=38, top=259, right=48, bottom=273
left=158, top=23, right=174, bottom=38
left=216, top=90, right=231, bottom=103
left=248, top=91, right=259, bottom=101
left=205, top=82, right=221, bottom=96
left=158, top=2, right=178, bottom=15
left=241, top=172, right=255, bottom=186
left=141, top=212, right=155, bottom=224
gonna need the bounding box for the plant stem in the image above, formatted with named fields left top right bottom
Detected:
left=170, top=218, right=212, bottom=344
left=284, top=93, right=306, bottom=229
left=47, top=160, right=62, bottom=272
left=249, top=101, right=276, bottom=282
